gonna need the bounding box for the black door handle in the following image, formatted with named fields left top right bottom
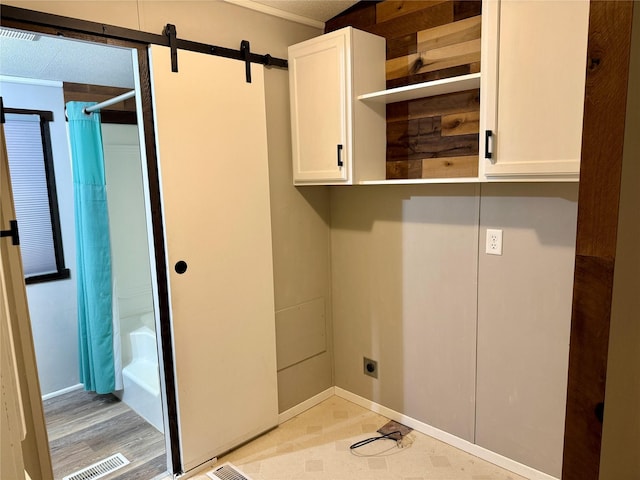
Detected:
left=175, top=260, right=188, bottom=274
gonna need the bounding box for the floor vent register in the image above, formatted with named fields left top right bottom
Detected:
left=62, top=453, right=130, bottom=480
left=207, top=462, right=254, bottom=480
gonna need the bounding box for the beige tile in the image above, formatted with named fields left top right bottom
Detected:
left=307, top=425, right=323, bottom=435
left=306, top=459, right=324, bottom=472
left=199, top=395, right=528, bottom=480
left=430, top=455, right=452, bottom=467
left=367, top=457, right=387, bottom=470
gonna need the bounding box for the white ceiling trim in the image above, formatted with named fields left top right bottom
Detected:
left=0, top=75, right=62, bottom=88
left=223, top=0, right=325, bottom=29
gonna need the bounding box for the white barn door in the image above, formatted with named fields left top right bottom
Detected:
left=149, top=45, right=278, bottom=472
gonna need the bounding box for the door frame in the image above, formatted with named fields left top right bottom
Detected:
left=0, top=105, right=53, bottom=480
left=0, top=14, right=183, bottom=476
left=1, top=5, right=288, bottom=476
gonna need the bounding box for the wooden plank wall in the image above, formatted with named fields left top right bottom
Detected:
left=63, top=82, right=137, bottom=124
left=326, top=0, right=482, bottom=179
left=562, top=2, right=635, bottom=479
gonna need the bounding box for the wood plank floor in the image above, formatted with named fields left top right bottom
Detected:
left=43, top=389, right=166, bottom=480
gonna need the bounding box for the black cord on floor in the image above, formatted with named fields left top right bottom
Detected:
left=349, top=430, right=402, bottom=450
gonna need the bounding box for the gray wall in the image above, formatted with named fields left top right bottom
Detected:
left=331, top=184, right=479, bottom=441
left=476, top=183, right=577, bottom=476
left=331, top=182, right=578, bottom=477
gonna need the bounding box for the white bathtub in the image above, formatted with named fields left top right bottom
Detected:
left=120, top=326, right=164, bottom=432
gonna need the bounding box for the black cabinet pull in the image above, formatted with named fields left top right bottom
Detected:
left=485, top=130, right=493, bottom=160
left=175, top=261, right=188, bottom=274
left=337, top=144, right=343, bottom=167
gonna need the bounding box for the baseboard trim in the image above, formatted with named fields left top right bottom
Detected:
left=278, top=387, right=335, bottom=424
left=334, top=387, right=558, bottom=480
left=41, top=383, right=83, bottom=401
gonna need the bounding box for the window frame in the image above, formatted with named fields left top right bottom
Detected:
left=4, top=107, right=70, bottom=285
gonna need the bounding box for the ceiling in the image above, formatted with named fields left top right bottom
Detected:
left=247, top=0, right=358, bottom=23
left=0, top=30, right=137, bottom=88
left=0, top=1, right=357, bottom=88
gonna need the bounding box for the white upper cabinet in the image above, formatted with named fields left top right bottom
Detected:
left=288, top=27, right=386, bottom=185
left=289, top=1, right=590, bottom=185
left=481, top=0, right=590, bottom=181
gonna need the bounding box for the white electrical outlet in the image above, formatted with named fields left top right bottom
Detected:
left=486, top=228, right=503, bottom=255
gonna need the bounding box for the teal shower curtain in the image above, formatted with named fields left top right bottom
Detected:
left=67, top=102, right=115, bottom=394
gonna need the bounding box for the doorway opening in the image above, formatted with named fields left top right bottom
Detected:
left=0, top=28, right=170, bottom=479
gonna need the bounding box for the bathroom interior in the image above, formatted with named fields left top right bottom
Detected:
left=0, top=30, right=168, bottom=479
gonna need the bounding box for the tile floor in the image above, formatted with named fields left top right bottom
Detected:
left=192, top=395, right=526, bottom=480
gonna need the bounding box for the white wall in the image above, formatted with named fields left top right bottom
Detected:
left=102, top=123, right=154, bottom=366
left=0, top=80, right=78, bottom=396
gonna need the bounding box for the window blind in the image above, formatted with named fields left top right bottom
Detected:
left=4, top=113, right=58, bottom=277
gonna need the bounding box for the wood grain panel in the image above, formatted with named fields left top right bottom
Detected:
left=327, top=0, right=481, bottom=179
left=376, top=0, right=447, bottom=23
left=368, top=1, right=453, bottom=38
left=422, top=155, right=478, bottom=177
left=564, top=255, right=615, bottom=480
left=63, top=82, right=135, bottom=111
left=387, top=118, right=478, bottom=162
left=453, top=0, right=482, bottom=21
left=563, top=2, right=635, bottom=479
left=387, top=89, right=480, bottom=122
left=441, top=110, right=479, bottom=136
left=417, top=15, right=481, bottom=52
left=390, top=132, right=478, bottom=161
left=325, top=2, right=377, bottom=32
left=63, top=82, right=137, bottom=124
left=386, top=41, right=480, bottom=80
left=387, top=33, right=417, bottom=59
left=386, top=159, right=423, bottom=179
left=387, top=116, right=438, bottom=145
left=574, top=3, right=633, bottom=259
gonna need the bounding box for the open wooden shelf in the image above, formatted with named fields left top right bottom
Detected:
left=358, top=73, right=481, bottom=104
left=358, top=177, right=481, bottom=185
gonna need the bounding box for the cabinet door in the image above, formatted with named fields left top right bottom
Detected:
left=482, top=0, right=590, bottom=180
left=149, top=45, right=278, bottom=473
left=289, top=31, right=350, bottom=184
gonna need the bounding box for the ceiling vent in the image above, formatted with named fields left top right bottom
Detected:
left=0, top=27, right=40, bottom=41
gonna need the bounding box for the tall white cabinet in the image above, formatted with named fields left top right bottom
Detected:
left=481, top=0, right=590, bottom=181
